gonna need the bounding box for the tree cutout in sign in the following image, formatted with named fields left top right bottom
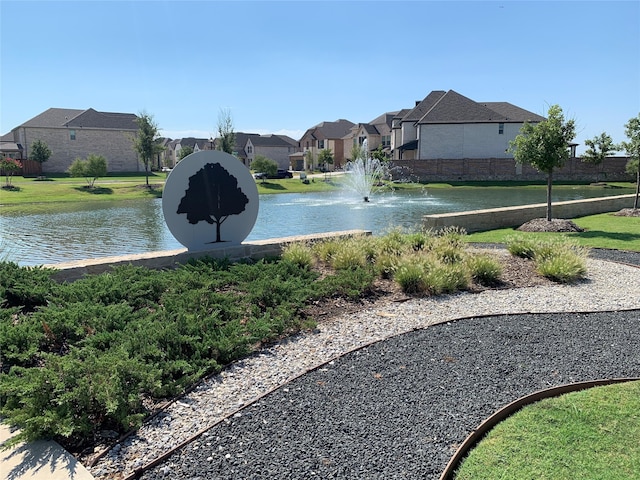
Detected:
left=177, top=162, right=249, bottom=243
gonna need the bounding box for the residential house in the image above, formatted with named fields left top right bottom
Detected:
left=391, top=90, right=545, bottom=161
left=0, top=133, right=23, bottom=160
left=298, top=119, right=355, bottom=170
left=232, top=133, right=299, bottom=169
left=343, top=112, right=397, bottom=162
left=167, top=137, right=212, bottom=167
left=5, top=108, right=142, bottom=173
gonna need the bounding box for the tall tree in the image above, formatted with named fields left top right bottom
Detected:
left=216, top=108, right=235, bottom=155
left=620, top=114, right=640, bottom=209
left=132, top=112, right=163, bottom=186
left=509, top=104, right=576, bottom=221
left=581, top=132, right=619, bottom=182
left=30, top=139, right=51, bottom=174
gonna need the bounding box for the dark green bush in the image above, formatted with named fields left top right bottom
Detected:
left=0, top=262, right=56, bottom=310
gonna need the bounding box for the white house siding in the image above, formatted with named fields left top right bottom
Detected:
left=14, top=126, right=140, bottom=173
left=418, top=123, right=520, bottom=159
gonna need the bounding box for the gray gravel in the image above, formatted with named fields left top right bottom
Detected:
left=141, top=309, right=640, bottom=480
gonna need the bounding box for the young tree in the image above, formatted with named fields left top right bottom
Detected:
left=371, top=145, right=389, bottom=163
left=509, top=104, right=576, bottom=221
left=318, top=148, right=334, bottom=180
left=216, top=108, right=235, bottom=155
left=0, top=157, right=22, bottom=187
left=67, top=154, right=108, bottom=188
left=620, top=114, right=640, bottom=209
left=350, top=143, right=364, bottom=164
left=30, top=139, right=51, bottom=174
left=304, top=149, right=315, bottom=171
left=132, top=111, right=163, bottom=187
left=251, top=155, right=278, bottom=183
left=178, top=145, right=194, bottom=161
left=581, top=132, right=619, bottom=182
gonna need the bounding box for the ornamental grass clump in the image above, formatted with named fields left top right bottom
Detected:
left=394, top=259, right=429, bottom=294
left=465, top=253, right=503, bottom=286
left=506, top=235, right=588, bottom=283
left=281, top=242, right=314, bottom=269
left=535, top=245, right=588, bottom=283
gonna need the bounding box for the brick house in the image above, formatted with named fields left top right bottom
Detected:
left=343, top=112, right=398, bottom=163
left=388, top=90, right=631, bottom=182
left=298, top=119, right=355, bottom=171
left=5, top=108, right=142, bottom=173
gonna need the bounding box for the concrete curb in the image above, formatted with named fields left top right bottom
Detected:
left=0, top=424, right=94, bottom=480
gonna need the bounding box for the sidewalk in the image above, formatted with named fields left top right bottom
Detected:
left=0, top=424, right=94, bottom=480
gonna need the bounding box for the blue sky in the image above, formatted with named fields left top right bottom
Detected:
left=1, top=0, right=638, bottom=154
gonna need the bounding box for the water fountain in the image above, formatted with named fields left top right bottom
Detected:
left=343, top=139, right=388, bottom=202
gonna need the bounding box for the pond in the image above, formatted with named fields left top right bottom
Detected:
left=0, top=186, right=632, bottom=266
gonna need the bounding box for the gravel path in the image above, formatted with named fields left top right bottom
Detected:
left=89, top=250, right=640, bottom=479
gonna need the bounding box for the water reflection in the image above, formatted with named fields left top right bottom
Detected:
left=0, top=187, right=632, bottom=266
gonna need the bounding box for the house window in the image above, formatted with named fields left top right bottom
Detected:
left=382, top=135, right=391, bottom=147
left=318, top=140, right=325, bottom=149
left=247, top=146, right=253, bottom=154
left=69, top=129, right=76, bottom=140
left=498, top=123, right=504, bottom=135
left=358, top=136, right=366, bottom=145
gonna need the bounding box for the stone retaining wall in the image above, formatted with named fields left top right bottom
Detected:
left=46, top=230, right=371, bottom=283
left=422, top=194, right=635, bottom=233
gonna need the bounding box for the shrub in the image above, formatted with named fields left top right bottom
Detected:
left=0, top=262, right=56, bottom=311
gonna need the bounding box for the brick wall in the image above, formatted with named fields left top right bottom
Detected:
left=392, top=157, right=634, bottom=182
left=17, top=127, right=142, bottom=173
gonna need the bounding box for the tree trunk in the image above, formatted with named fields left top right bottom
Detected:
left=635, top=167, right=639, bottom=210
left=546, top=171, right=553, bottom=221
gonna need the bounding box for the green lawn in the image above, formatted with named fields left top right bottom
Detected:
left=455, top=381, right=640, bottom=480
left=0, top=173, right=165, bottom=206
left=468, top=212, right=640, bottom=252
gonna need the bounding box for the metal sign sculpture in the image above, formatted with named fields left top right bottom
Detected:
left=162, top=150, right=259, bottom=250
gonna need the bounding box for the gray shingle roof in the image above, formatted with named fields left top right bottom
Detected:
left=367, top=111, right=399, bottom=128
left=65, top=108, right=138, bottom=130
left=402, top=91, right=447, bottom=122
left=308, top=119, right=355, bottom=140
left=417, top=90, right=510, bottom=124
left=16, top=107, right=138, bottom=130
left=18, top=108, right=84, bottom=128
left=481, top=102, right=546, bottom=123
left=249, top=134, right=293, bottom=147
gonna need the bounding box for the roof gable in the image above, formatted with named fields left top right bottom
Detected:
left=418, top=90, right=509, bottom=124
left=402, top=91, right=447, bottom=122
